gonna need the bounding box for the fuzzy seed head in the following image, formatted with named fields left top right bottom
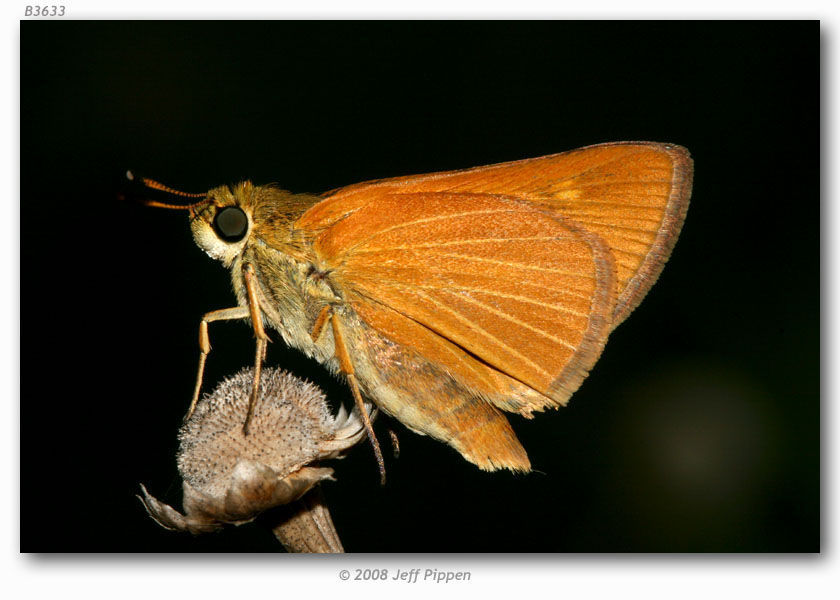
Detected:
left=177, top=368, right=342, bottom=499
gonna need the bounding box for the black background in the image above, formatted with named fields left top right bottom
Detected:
left=21, top=21, right=818, bottom=552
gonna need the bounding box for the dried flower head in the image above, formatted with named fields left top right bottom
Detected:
left=139, top=367, right=368, bottom=552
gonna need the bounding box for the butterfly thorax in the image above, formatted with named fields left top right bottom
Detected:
left=232, top=235, right=343, bottom=370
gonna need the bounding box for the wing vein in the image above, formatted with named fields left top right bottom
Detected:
left=410, top=289, right=553, bottom=378
left=346, top=208, right=523, bottom=251
left=389, top=252, right=599, bottom=287
left=550, top=213, right=663, bottom=227
left=446, top=291, right=578, bottom=351
left=356, top=236, right=576, bottom=254
left=612, top=247, right=649, bottom=258
left=429, top=253, right=593, bottom=300
left=544, top=200, right=669, bottom=209
left=549, top=178, right=671, bottom=190
left=520, top=147, right=650, bottom=187
left=380, top=281, right=590, bottom=317
left=573, top=230, right=655, bottom=245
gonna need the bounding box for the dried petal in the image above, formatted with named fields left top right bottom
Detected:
left=138, top=484, right=220, bottom=534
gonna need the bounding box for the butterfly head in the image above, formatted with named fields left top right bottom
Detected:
left=188, top=182, right=257, bottom=266
left=126, top=171, right=320, bottom=267
left=123, top=171, right=259, bottom=267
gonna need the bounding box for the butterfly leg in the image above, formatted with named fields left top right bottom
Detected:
left=242, top=263, right=271, bottom=435
left=311, top=306, right=386, bottom=485
left=309, top=305, right=332, bottom=344
left=187, top=305, right=251, bottom=419
left=388, top=428, right=400, bottom=459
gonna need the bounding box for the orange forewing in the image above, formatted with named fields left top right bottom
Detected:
left=301, top=142, right=692, bottom=326
left=293, top=142, right=691, bottom=468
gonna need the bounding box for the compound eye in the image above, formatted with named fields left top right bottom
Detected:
left=213, top=206, right=248, bottom=242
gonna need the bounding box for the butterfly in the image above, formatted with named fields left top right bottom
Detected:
left=134, top=141, right=692, bottom=481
